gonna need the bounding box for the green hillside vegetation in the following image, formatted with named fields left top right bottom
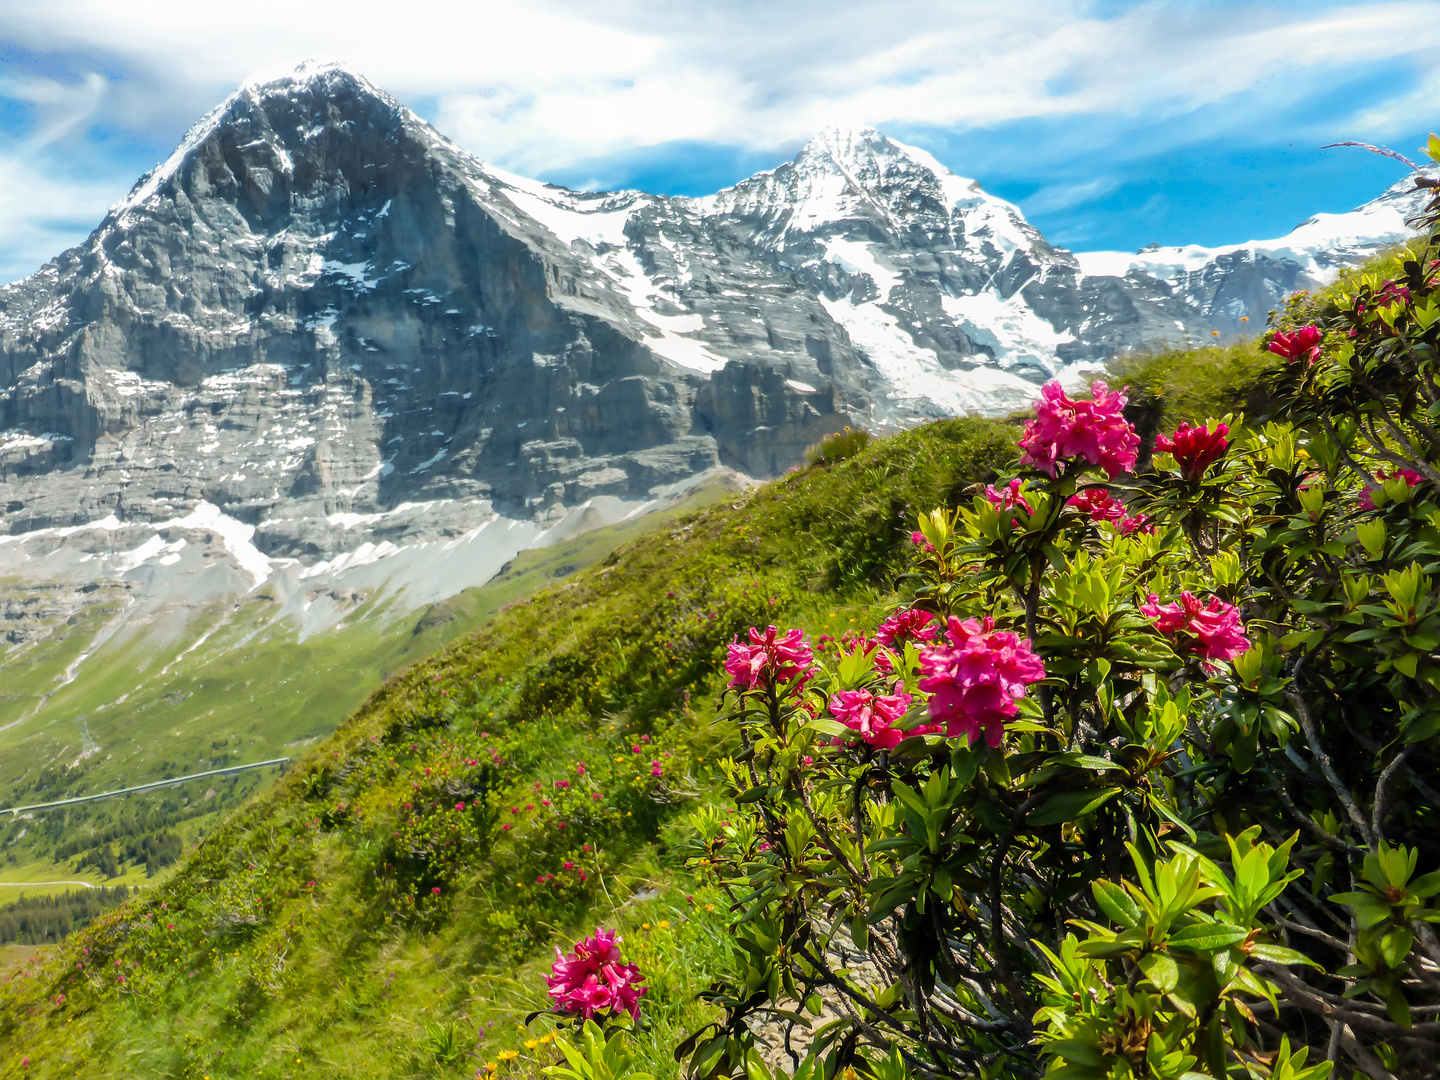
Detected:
left=0, top=231, right=1411, bottom=1077
left=0, top=413, right=1025, bottom=1078
left=0, top=482, right=735, bottom=892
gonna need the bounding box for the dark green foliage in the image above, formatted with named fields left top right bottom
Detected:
left=0, top=887, right=131, bottom=945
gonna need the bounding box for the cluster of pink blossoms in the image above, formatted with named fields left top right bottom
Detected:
left=1018, top=380, right=1140, bottom=479
left=725, top=625, right=815, bottom=690
left=1359, top=468, right=1425, bottom=511
left=1067, top=487, right=1126, bottom=522
left=916, top=616, right=1047, bottom=747
left=1066, top=487, right=1151, bottom=534
left=1155, top=421, right=1229, bottom=482
left=874, top=608, right=938, bottom=647
left=1141, top=592, right=1250, bottom=663
left=1116, top=513, right=1155, bottom=536
left=546, top=928, right=647, bottom=1020
left=984, top=478, right=1033, bottom=516
left=829, top=688, right=934, bottom=748
left=1268, top=326, right=1323, bottom=364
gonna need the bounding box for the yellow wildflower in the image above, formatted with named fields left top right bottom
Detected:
left=499, top=1050, right=519, bottom=1062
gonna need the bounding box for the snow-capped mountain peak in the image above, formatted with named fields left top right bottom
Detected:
left=1073, top=170, right=1434, bottom=329
left=3, top=61, right=1427, bottom=568
left=240, top=57, right=381, bottom=95
left=111, top=60, right=407, bottom=228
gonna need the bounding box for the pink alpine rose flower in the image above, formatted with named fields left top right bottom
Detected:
left=1358, top=468, right=1424, bottom=511
left=1141, top=592, right=1250, bottom=663
left=546, top=928, right=648, bottom=1020
left=1268, top=326, right=1323, bottom=365
left=1116, top=513, right=1155, bottom=536
left=1155, top=421, right=1229, bottom=482
left=1376, top=280, right=1411, bottom=308
left=1066, top=487, right=1126, bottom=523
left=829, top=688, right=933, bottom=749
left=725, top=626, right=815, bottom=690
left=874, top=608, right=938, bottom=647
left=984, top=478, right=1033, bottom=515
left=1018, top=380, right=1140, bottom=479
left=916, top=616, right=1046, bottom=748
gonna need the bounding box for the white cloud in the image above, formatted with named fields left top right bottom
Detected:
left=0, top=0, right=1436, bottom=279
left=1022, top=176, right=1123, bottom=216
left=1343, top=69, right=1440, bottom=138
left=3, top=1, right=1438, bottom=169
left=0, top=154, right=128, bottom=283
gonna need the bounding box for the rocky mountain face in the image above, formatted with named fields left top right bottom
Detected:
left=1075, top=173, right=1431, bottom=331
left=0, top=62, right=1426, bottom=658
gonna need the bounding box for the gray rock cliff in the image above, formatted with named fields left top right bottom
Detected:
left=0, top=62, right=1423, bottom=588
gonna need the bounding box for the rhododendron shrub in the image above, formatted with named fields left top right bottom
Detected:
left=683, top=151, right=1440, bottom=1080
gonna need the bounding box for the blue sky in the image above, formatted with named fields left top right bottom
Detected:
left=0, top=0, right=1436, bottom=283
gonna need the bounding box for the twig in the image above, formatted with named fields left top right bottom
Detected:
left=1284, top=689, right=1376, bottom=846
left=1262, top=762, right=1363, bottom=855
left=1334, top=1024, right=1402, bottom=1080
left=1372, top=746, right=1411, bottom=841
left=1319, top=141, right=1423, bottom=173
left=1260, top=963, right=1440, bottom=1037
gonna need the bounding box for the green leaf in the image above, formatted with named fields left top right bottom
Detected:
left=1138, top=951, right=1180, bottom=993
left=1410, top=870, right=1440, bottom=899
left=1381, top=927, right=1414, bottom=969
left=1029, top=786, right=1122, bottom=826
left=1091, top=879, right=1144, bottom=929
left=1248, top=943, right=1322, bottom=968
left=1167, top=923, right=1250, bottom=951
left=805, top=717, right=855, bottom=740
left=1043, top=1039, right=1107, bottom=1068
left=1387, top=986, right=1412, bottom=1029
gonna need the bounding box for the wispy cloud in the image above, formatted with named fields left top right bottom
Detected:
left=0, top=0, right=1435, bottom=279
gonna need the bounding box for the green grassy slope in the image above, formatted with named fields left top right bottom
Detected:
left=0, top=482, right=736, bottom=895
left=0, top=417, right=1019, bottom=1080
